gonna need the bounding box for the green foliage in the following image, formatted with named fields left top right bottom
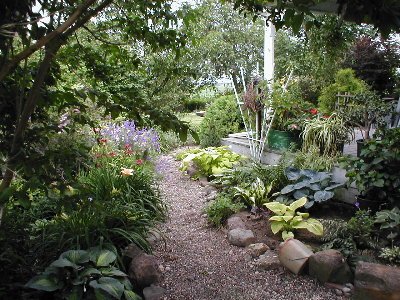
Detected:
left=379, top=247, right=400, bottom=265
left=375, top=207, right=400, bottom=242
left=318, top=69, right=367, bottom=113
left=338, top=89, right=395, bottom=140
left=205, top=195, right=245, bottom=227
left=27, top=159, right=165, bottom=270
left=178, top=146, right=242, bottom=179
left=183, top=97, right=210, bottom=112
left=321, top=210, right=376, bottom=257
left=26, top=247, right=141, bottom=299
left=301, top=114, right=353, bottom=157
left=234, top=178, right=275, bottom=209
left=265, top=197, right=324, bottom=240
left=270, top=82, right=313, bottom=131
left=282, top=147, right=337, bottom=172
left=276, top=167, right=343, bottom=209
left=341, top=128, right=400, bottom=208
left=343, top=36, right=400, bottom=96
left=199, top=95, right=242, bottom=147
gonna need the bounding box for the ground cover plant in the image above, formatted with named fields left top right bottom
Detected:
left=275, top=167, right=344, bottom=208
left=177, top=146, right=243, bottom=179
left=265, top=197, right=324, bottom=241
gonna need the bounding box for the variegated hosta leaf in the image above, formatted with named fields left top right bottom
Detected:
left=270, top=221, right=285, bottom=234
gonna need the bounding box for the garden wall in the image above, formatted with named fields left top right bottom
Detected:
left=221, top=134, right=358, bottom=204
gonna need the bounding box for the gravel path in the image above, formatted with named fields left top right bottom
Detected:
left=154, top=153, right=343, bottom=300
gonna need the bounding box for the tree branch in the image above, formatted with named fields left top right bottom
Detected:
left=0, top=0, right=97, bottom=81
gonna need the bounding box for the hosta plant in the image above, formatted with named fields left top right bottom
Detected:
left=234, top=178, right=275, bottom=210
left=276, top=167, right=343, bottom=208
left=177, top=146, right=242, bottom=179
left=26, top=247, right=141, bottom=299
left=264, top=197, right=323, bottom=240
left=375, top=207, right=400, bottom=242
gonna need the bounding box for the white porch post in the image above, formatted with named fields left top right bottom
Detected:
left=263, top=19, right=275, bottom=87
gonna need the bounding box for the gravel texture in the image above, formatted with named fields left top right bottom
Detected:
left=153, top=152, right=344, bottom=300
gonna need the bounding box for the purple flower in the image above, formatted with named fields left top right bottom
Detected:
left=354, top=201, right=360, bottom=209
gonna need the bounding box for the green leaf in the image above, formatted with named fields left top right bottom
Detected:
left=26, top=275, right=63, bottom=292
left=60, top=250, right=89, bottom=265
left=90, top=249, right=117, bottom=267
left=80, top=267, right=102, bottom=278
left=66, top=286, right=83, bottom=300
left=50, top=258, right=78, bottom=269
left=282, top=230, right=294, bottom=241
left=270, top=221, right=284, bottom=234
left=289, top=197, right=307, bottom=211
left=264, top=201, right=287, bottom=215
left=89, top=277, right=124, bottom=299
left=124, top=290, right=143, bottom=300
left=314, top=190, right=334, bottom=202
left=291, top=13, right=304, bottom=34
left=100, top=267, right=127, bottom=277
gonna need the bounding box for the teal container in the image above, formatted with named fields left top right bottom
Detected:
left=267, top=129, right=301, bottom=151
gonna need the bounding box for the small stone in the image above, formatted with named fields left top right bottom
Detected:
left=255, top=271, right=260, bottom=275
left=187, top=166, right=197, bottom=178
left=198, top=176, right=209, bottom=186
left=335, top=289, right=343, bottom=296
left=203, top=185, right=217, bottom=195
left=255, top=250, right=281, bottom=271
left=158, top=265, right=165, bottom=272
left=227, top=228, right=256, bottom=247
left=143, top=285, right=166, bottom=300
left=342, top=287, right=351, bottom=293
left=247, top=243, right=270, bottom=258
left=244, top=253, right=252, bottom=262
left=165, top=266, right=171, bottom=272
left=345, top=283, right=354, bottom=289
left=226, top=216, right=247, bottom=230
left=202, top=214, right=207, bottom=218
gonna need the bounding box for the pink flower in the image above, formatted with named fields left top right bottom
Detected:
left=136, top=159, right=143, bottom=165
left=310, top=108, right=318, bottom=115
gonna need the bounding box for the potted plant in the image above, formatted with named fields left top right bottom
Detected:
left=268, top=82, right=313, bottom=151
left=338, top=89, right=394, bottom=156
left=301, top=114, right=353, bottom=157
left=341, top=128, right=400, bottom=211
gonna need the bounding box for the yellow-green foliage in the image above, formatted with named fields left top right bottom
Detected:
left=177, top=146, right=242, bottom=178
left=264, top=197, right=323, bottom=240
left=318, top=69, right=367, bottom=114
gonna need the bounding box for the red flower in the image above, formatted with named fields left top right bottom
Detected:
left=108, top=152, right=116, bottom=157
left=323, top=115, right=330, bottom=119
left=99, top=138, right=107, bottom=144
left=124, top=143, right=131, bottom=149
left=125, top=149, right=133, bottom=155
left=136, top=159, right=143, bottom=165
left=310, top=108, right=318, bottom=115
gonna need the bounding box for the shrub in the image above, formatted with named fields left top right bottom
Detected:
left=183, top=97, right=209, bottom=112
left=318, top=68, right=367, bottom=113
left=205, top=195, right=245, bottom=226
left=199, top=95, right=242, bottom=147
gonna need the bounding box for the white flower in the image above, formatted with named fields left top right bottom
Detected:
left=121, top=168, right=134, bottom=176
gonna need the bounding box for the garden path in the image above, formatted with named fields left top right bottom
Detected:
left=153, top=152, right=343, bottom=300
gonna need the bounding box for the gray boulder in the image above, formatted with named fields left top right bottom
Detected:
left=354, top=261, right=400, bottom=300
left=227, top=228, right=256, bottom=247
left=129, top=253, right=162, bottom=288
left=226, top=216, right=246, bottom=230
left=309, top=249, right=353, bottom=284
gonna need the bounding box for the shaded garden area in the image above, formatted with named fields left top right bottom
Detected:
left=1, top=0, right=400, bottom=299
